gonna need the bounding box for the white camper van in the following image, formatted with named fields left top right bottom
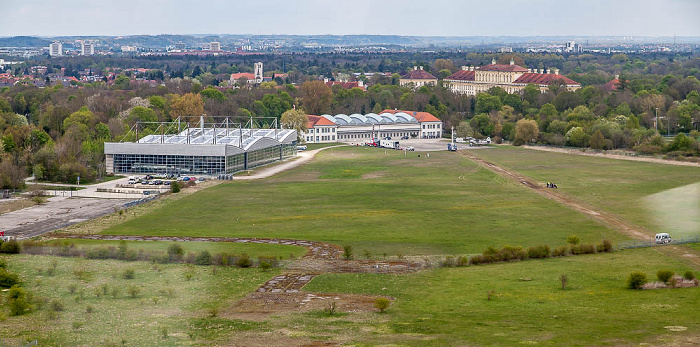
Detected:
left=655, top=233, right=671, bottom=244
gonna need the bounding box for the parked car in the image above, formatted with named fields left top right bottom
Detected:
left=164, top=181, right=171, bottom=186
left=198, top=177, right=205, bottom=181
left=401, top=136, right=409, bottom=140
left=655, top=233, right=672, bottom=244
left=297, top=145, right=307, bottom=151
left=406, top=146, right=415, bottom=151
left=181, top=177, right=190, bottom=181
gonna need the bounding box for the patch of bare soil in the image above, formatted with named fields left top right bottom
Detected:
left=225, top=292, right=391, bottom=321
left=361, top=171, right=386, bottom=179
left=462, top=151, right=700, bottom=269
left=0, top=198, right=35, bottom=215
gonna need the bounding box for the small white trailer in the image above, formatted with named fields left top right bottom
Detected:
left=380, top=140, right=400, bottom=149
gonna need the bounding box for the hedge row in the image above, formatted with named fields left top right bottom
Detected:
left=461, top=239, right=613, bottom=267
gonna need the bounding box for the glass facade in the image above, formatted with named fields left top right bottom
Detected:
left=113, top=144, right=297, bottom=175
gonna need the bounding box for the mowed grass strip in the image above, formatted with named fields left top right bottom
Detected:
left=43, top=239, right=307, bottom=259
left=104, top=147, right=620, bottom=255
left=303, top=248, right=700, bottom=346
left=1, top=255, right=275, bottom=346
left=469, top=146, right=700, bottom=235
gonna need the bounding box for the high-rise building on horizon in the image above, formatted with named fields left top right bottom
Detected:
left=81, top=42, right=95, bottom=56
left=49, top=42, right=63, bottom=56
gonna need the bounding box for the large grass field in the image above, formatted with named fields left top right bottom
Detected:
left=103, top=146, right=623, bottom=256
left=300, top=248, right=699, bottom=346
left=1, top=254, right=275, bottom=346
left=469, top=147, right=700, bottom=237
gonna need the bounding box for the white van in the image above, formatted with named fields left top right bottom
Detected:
left=655, top=233, right=671, bottom=244
left=128, top=176, right=136, bottom=185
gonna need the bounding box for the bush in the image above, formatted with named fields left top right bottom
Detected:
left=552, top=246, right=569, bottom=257
left=566, top=235, right=580, bottom=246
left=374, top=298, right=390, bottom=312
left=343, top=245, right=353, bottom=260
left=50, top=299, right=65, bottom=312
left=600, top=239, right=613, bottom=252
left=8, top=285, right=30, bottom=316
left=627, top=272, right=647, bottom=289
left=497, top=245, right=527, bottom=262
left=0, top=268, right=20, bottom=288
left=527, top=245, right=551, bottom=259
left=684, top=271, right=695, bottom=280
left=122, top=268, right=135, bottom=279
left=194, top=250, right=212, bottom=266
left=469, top=254, right=486, bottom=265
left=440, top=256, right=455, bottom=267
left=0, top=258, right=6, bottom=268
left=167, top=243, right=184, bottom=262
left=456, top=256, right=469, bottom=267
left=656, top=270, right=675, bottom=283
left=170, top=181, right=181, bottom=193
left=0, top=240, right=21, bottom=254
left=127, top=285, right=141, bottom=298
left=571, top=244, right=596, bottom=255
left=235, top=253, right=251, bottom=268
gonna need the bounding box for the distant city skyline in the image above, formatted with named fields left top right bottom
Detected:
left=1, top=0, right=699, bottom=38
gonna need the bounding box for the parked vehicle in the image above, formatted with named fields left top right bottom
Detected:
left=164, top=181, right=171, bottom=186
left=447, top=143, right=457, bottom=151
left=400, top=136, right=409, bottom=140
left=198, top=177, right=205, bottom=181
left=181, top=177, right=190, bottom=181
left=405, top=146, right=415, bottom=151
left=380, top=140, right=400, bottom=149
left=655, top=233, right=672, bottom=244
left=297, top=145, right=307, bottom=151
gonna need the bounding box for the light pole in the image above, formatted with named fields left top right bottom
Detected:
left=655, top=108, right=658, bottom=132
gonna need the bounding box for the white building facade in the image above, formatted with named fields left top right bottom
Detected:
left=49, top=42, right=62, bottom=56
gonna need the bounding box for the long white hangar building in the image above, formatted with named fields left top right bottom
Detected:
left=104, top=126, right=297, bottom=175
left=303, top=109, right=443, bottom=144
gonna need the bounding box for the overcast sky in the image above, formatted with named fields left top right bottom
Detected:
left=1, top=0, right=698, bottom=37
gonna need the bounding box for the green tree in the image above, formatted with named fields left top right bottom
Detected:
left=589, top=130, right=607, bottom=150
left=280, top=109, right=308, bottom=141
left=475, top=93, right=502, bottom=114
left=456, top=121, right=473, bottom=138
left=300, top=80, right=333, bottom=115
left=200, top=87, right=225, bottom=101
left=565, top=127, right=588, bottom=147
left=514, top=119, right=539, bottom=145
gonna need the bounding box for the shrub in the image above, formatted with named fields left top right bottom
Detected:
left=627, top=272, right=647, bottom=289
left=374, top=298, right=390, bottom=312
left=8, top=285, right=30, bottom=316
left=0, top=240, right=21, bottom=254
left=167, top=243, right=184, bottom=262
left=469, top=254, right=486, bottom=265
left=527, top=245, right=551, bottom=259
left=456, top=256, right=469, bottom=267
left=566, top=235, right=580, bottom=245
left=50, top=299, right=65, bottom=312
left=194, top=250, right=212, bottom=266
left=0, top=258, right=7, bottom=268
left=259, top=261, right=271, bottom=271
left=110, top=287, right=119, bottom=299
left=560, top=274, right=568, bottom=290
left=127, top=285, right=141, bottom=298
left=0, top=268, right=20, bottom=288
left=684, top=271, right=695, bottom=280
left=343, top=245, right=353, bottom=260
left=601, top=239, right=613, bottom=252
left=656, top=270, right=675, bottom=283
left=440, top=256, right=455, bottom=267
left=122, top=268, right=135, bottom=279
left=170, top=181, right=181, bottom=193
left=235, top=253, right=251, bottom=268
left=552, top=245, right=569, bottom=257
left=86, top=305, right=95, bottom=313
left=498, top=245, right=527, bottom=262
left=68, top=283, right=78, bottom=294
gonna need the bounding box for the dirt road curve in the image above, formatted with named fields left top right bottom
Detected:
left=462, top=150, right=700, bottom=268
left=1, top=198, right=131, bottom=239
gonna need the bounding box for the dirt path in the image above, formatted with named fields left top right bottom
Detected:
left=462, top=150, right=700, bottom=268
left=522, top=145, right=700, bottom=167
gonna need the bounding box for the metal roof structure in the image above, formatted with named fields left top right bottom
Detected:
left=319, top=112, right=418, bottom=126
left=136, top=128, right=297, bottom=151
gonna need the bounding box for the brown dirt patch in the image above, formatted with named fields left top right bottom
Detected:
left=0, top=198, right=36, bottom=215
left=361, top=171, right=387, bottom=179
left=225, top=292, right=392, bottom=321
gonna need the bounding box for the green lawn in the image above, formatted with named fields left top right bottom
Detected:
left=302, top=248, right=699, bottom=346
left=42, top=239, right=307, bottom=259
left=469, top=147, right=700, bottom=236
left=103, top=146, right=621, bottom=256
left=0, top=255, right=275, bottom=346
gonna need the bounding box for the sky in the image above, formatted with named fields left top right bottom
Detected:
left=1, top=0, right=699, bottom=37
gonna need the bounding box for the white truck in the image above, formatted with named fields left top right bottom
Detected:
left=380, top=140, right=400, bottom=149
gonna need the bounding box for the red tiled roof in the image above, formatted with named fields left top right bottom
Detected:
left=306, top=115, right=337, bottom=128
left=326, top=81, right=366, bottom=90
left=478, top=64, right=528, bottom=72
left=401, top=69, right=437, bottom=80
left=445, top=70, right=475, bottom=81
left=513, top=73, right=579, bottom=85
left=380, top=109, right=441, bottom=122
left=602, top=78, right=621, bottom=91
left=230, top=72, right=255, bottom=80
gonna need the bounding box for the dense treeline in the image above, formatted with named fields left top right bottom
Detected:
left=1, top=53, right=699, bottom=188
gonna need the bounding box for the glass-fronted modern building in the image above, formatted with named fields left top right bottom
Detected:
left=104, top=127, right=297, bottom=175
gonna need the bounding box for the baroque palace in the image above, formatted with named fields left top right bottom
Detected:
left=443, top=58, right=581, bottom=95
